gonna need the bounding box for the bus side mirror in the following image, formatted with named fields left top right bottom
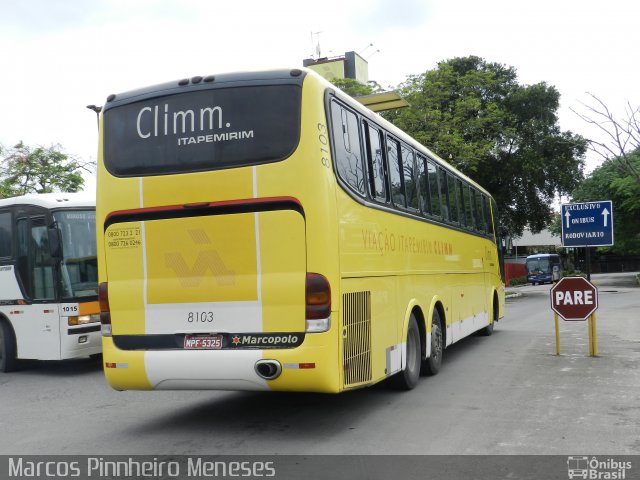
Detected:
left=48, top=226, right=63, bottom=258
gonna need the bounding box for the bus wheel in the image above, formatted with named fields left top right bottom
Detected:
left=389, top=314, right=421, bottom=390
left=479, top=298, right=497, bottom=337
left=421, top=309, right=443, bottom=376
left=0, top=321, right=18, bottom=373
left=89, top=353, right=103, bottom=363
left=479, top=320, right=494, bottom=336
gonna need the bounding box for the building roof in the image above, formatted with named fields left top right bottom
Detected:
left=513, top=228, right=561, bottom=247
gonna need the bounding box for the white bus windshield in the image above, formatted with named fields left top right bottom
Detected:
left=53, top=210, right=98, bottom=299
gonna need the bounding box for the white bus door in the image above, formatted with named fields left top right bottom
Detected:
left=14, top=216, right=61, bottom=360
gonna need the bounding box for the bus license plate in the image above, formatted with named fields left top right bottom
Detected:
left=184, top=335, right=223, bottom=350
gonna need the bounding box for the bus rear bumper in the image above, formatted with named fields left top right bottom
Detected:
left=102, top=336, right=340, bottom=393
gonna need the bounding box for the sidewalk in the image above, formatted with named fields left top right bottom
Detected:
left=505, top=272, right=640, bottom=299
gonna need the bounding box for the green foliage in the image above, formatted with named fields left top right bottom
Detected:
left=508, top=276, right=528, bottom=286
left=571, top=149, right=640, bottom=255
left=329, top=78, right=377, bottom=97
left=0, top=142, right=88, bottom=198
left=561, top=270, right=585, bottom=278
left=384, top=56, right=588, bottom=236
left=548, top=213, right=561, bottom=237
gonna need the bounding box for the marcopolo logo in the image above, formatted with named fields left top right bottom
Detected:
left=230, top=333, right=303, bottom=349
left=567, top=456, right=632, bottom=479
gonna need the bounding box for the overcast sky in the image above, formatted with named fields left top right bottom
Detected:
left=1, top=0, right=638, bottom=192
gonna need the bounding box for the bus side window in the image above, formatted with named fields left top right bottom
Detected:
left=481, top=194, right=489, bottom=234
left=446, top=171, right=458, bottom=223
left=463, top=183, right=474, bottom=231
left=469, top=188, right=478, bottom=231
left=427, top=160, right=442, bottom=218
left=364, top=122, right=387, bottom=202
left=330, top=101, right=366, bottom=196
left=456, top=178, right=466, bottom=227
left=0, top=212, right=12, bottom=258
left=416, top=155, right=429, bottom=214
left=402, top=144, right=418, bottom=211
left=386, top=136, right=405, bottom=208
left=474, top=189, right=485, bottom=232
left=487, top=196, right=497, bottom=236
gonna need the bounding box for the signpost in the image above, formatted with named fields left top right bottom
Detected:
left=550, top=277, right=599, bottom=356
left=554, top=201, right=612, bottom=358
left=561, top=201, right=614, bottom=281
left=550, top=277, right=598, bottom=321
left=561, top=201, right=614, bottom=248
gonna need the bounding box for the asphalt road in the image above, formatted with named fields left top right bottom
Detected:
left=1, top=272, right=638, bottom=456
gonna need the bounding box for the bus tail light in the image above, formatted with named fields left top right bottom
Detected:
left=305, top=273, right=331, bottom=332
left=99, top=282, right=112, bottom=337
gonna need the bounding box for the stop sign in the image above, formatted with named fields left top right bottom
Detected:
left=550, top=276, right=598, bottom=321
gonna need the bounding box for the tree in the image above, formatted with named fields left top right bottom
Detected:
left=0, top=142, right=91, bottom=198
left=572, top=93, right=640, bottom=185
left=571, top=149, right=640, bottom=255
left=384, top=56, right=588, bottom=235
left=329, top=78, right=380, bottom=97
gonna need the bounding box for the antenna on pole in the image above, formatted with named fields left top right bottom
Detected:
left=311, top=31, right=323, bottom=59
left=366, top=49, right=380, bottom=60
left=359, top=43, right=374, bottom=56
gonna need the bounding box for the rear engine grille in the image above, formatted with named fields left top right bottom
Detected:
left=342, top=291, right=372, bottom=386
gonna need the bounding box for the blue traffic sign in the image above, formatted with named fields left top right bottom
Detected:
left=561, top=201, right=614, bottom=247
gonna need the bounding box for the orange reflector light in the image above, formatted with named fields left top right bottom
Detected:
left=284, top=363, right=316, bottom=370
left=105, top=362, right=128, bottom=369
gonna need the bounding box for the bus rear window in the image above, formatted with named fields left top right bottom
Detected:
left=103, top=84, right=301, bottom=176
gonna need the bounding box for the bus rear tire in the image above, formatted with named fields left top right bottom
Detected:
left=421, top=309, right=443, bottom=376
left=89, top=353, right=103, bottom=363
left=0, top=321, right=18, bottom=373
left=479, top=297, right=498, bottom=337
left=388, top=314, right=421, bottom=390
left=478, top=320, right=494, bottom=336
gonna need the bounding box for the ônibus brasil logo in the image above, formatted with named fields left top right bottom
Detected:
left=567, top=456, right=632, bottom=479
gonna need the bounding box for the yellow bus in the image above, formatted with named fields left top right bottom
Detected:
left=0, top=193, right=100, bottom=372
left=96, top=68, right=505, bottom=392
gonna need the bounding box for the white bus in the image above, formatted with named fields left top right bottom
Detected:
left=0, top=193, right=100, bottom=372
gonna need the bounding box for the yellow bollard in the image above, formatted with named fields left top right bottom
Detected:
left=554, top=312, right=561, bottom=355
left=589, top=312, right=598, bottom=357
